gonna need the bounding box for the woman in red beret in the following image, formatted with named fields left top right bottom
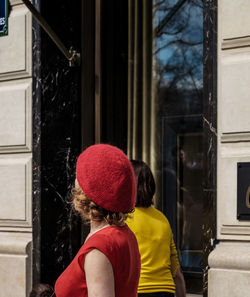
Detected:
left=54, top=144, right=141, bottom=297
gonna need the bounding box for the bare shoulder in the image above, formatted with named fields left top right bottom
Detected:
left=85, top=248, right=111, bottom=266
left=84, top=248, right=113, bottom=277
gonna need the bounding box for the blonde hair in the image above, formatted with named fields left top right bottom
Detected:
left=72, top=185, right=133, bottom=225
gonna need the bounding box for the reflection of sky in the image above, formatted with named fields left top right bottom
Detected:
left=153, top=0, right=203, bottom=90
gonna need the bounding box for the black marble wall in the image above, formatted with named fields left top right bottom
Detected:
left=203, top=1, right=217, bottom=296
left=32, top=0, right=42, bottom=284
left=32, top=0, right=82, bottom=285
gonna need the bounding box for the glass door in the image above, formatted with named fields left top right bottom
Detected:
left=153, top=0, right=203, bottom=293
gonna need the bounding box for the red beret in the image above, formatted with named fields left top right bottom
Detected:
left=76, top=144, right=136, bottom=212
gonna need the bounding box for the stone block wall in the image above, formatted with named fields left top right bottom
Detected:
left=208, top=1, right=250, bottom=296
left=0, top=1, right=32, bottom=296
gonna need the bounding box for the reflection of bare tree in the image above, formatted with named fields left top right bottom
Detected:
left=153, top=0, right=203, bottom=100
left=154, top=0, right=187, bottom=37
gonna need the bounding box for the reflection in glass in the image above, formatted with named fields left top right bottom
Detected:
left=153, top=0, right=203, bottom=116
left=178, top=133, right=203, bottom=290
left=178, top=134, right=203, bottom=252
left=152, top=0, right=203, bottom=294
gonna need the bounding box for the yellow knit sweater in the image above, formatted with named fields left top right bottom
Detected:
left=126, top=206, right=179, bottom=293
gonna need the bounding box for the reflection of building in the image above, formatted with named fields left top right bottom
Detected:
left=0, top=1, right=249, bottom=297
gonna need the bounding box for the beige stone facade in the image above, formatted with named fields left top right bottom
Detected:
left=0, top=1, right=32, bottom=297
left=208, top=1, right=250, bottom=296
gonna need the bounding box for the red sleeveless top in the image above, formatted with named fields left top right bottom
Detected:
left=54, top=224, right=141, bottom=297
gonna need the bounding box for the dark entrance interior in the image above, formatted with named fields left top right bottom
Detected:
left=33, top=0, right=129, bottom=286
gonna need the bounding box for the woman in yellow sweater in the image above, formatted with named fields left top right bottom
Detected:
left=127, top=160, right=186, bottom=297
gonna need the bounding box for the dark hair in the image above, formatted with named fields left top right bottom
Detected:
left=29, top=283, right=55, bottom=297
left=130, top=160, right=155, bottom=207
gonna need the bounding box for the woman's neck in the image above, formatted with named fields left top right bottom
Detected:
left=90, top=220, right=110, bottom=234
left=84, top=220, right=110, bottom=243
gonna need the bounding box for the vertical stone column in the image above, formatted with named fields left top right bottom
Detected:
left=208, top=1, right=250, bottom=296
left=0, top=1, right=32, bottom=296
